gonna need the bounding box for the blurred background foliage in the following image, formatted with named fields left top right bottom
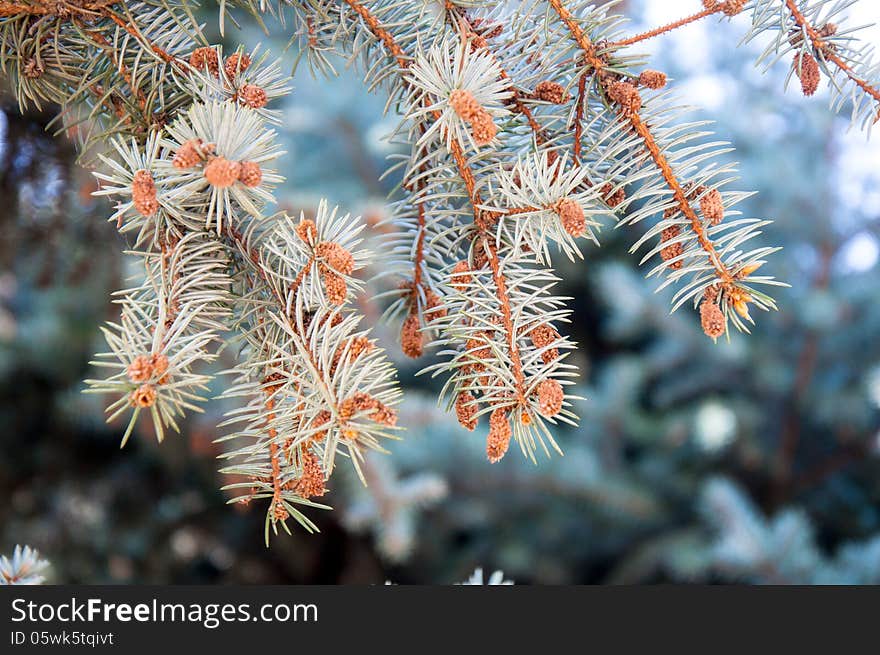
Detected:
left=1, top=1, right=879, bottom=584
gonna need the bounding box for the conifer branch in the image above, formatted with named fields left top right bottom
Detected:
left=2, top=0, right=876, bottom=532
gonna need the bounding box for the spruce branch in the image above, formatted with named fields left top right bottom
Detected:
left=2, top=0, right=877, bottom=532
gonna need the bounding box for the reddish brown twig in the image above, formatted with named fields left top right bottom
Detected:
left=611, top=6, right=722, bottom=48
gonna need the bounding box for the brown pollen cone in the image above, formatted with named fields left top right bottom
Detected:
left=204, top=157, right=241, bottom=187
left=536, top=378, right=564, bottom=417
left=400, top=312, right=424, bottom=359
left=555, top=198, right=586, bottom=237
left=700, top=299, right=726, bottom=339
left=486, top=408, right=512, bottom=463
left=189, top=47, right=219, bottom=76
left=224, top=53, right=251, bottom=78
left=535, top=80, right=569, bottom=104
left=132, top=170, right=158, bottom=217
left=455, top=392, right=479, bottom=431
left=237, top=161, right=263, bottom=188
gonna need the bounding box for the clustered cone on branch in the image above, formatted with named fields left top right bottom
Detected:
left=535, top=80, right=569, bottom=104
left=292, top=449, right=326, bottom=499
left=295, top=219, right=318, bottom=244
left=239, top=84, right=268, bottom=109
left=450, top=261, right=472, bottom=291
left=700, top=188, right=724, bottom=225
left=173, top=142, right=264, bottom=192
left=606, top=80, right=642, bottom=114
left=189, top=47, right=219, bottom=76
left=793, top=52, right=821, bottom=96
left=307, top=239, right=356, bottom=306
left=455, top=391, right=478, bottom=431
left=224, top=53, right=251, bottom=78
left=601, top=183, right=626, bottom=208
left=700, top=294, right=727, bottom=339
left=400, top=313, right=423, bottom=358
left=529, top=324, right=560, bottom=364
left=237, top=161, right=263, bottom=188
left=203, top=156, right=241, bottom=187
left=130, top=384, right=157, bottom=408
left=660, top=224, right=684, bottom=270
left=486, top=407, right=512, bottom=463
left=172, top=139, right=213, bottom=169
left=131, top=170, right=158, bottom=217
left=638, top=70, right=667, bottom=90
left=126, top=353, right=172, bottom=409
left=536, top=379, right=564, bottom=418
left=449, top=88, right=497, bottom=146
left=554, top=198, right=586, bottom=237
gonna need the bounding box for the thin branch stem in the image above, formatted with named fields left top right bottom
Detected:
left=611, top=6, right=720, bottom=48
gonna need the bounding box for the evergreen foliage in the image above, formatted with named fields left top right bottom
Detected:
left=0, top=0, right=878, bottom=547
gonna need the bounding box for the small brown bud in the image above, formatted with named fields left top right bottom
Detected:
left=130, top=384, right=158, bottom=408
left=465, top=335, right=491, bottom=371
left=700, top=188, right=724, bottom=225
left=487, top=408, right=512, bottom=463
left=273, top=502, right=289, bottom=522
left=449, top=89, right=481, bottom=121
left=455, top=392, right=478, bottom=431
left=203, top=157, right=241, bottom=187
left=449, top=89, right=497, bottom=146
left=472, top=241, right=489, bottom=269
left=293, top=449, right=326, bottom=499
left=224, top=52, right=251, bottom=78
left=400, top=313, right=424, bottom=359
left=23, top=59, right=43, bottom=79
left=127, top=355, right=153, bottom=383
left=700, top=300, right=726, bottom=339
left=370, top=400, right=397, bottom=427
left=660, top=225, right=684, bottom=269
left=424, top=288, right=447, bottom=320
left=703, top=285, right=719, bottom=303
left=311, top=410, right=331, bottom=441
left=239, top=84, right=268, bottom=109
left=529, top=324, right=560, bottom=364
left=794, top=53, right=820, bottom=96
left=606, top=80, right=642, bottom=114
left=601, top=182, right=626, bottom=208
left=295, top=219, right=318, bottom=243
left=555, top=198, right=586, bottom=237
left=638, top=70, right=667, bottom=90
left=819, top=23, right=838, bottom=38
left=535, top=80, right=569, bottom=104
left=470, top=111, right=497, bottom=146
left=172, top=139, right=211, bottom=169
left=536, top=378, right=564, bottom=417
left=151, top=353, right=170, bottom=384
left=722, top=0, right=746, bottom=16
left=189, top=47, right=219, bottom=76
left=316, top=241, right=355, bottom=274
left=262, top=372, right=286, bottom=394
left=322, top=270, right=347, bottom=305
left=131, top=170, right=158, bottom=217
left=237, top=161, right=263, bottom=188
